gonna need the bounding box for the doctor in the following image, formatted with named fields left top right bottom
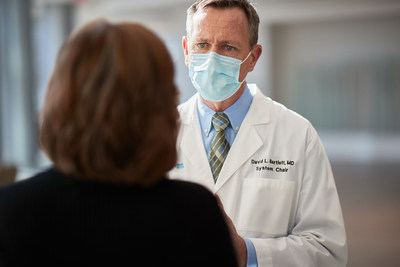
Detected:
left=168, top=0, right=347, bottom=266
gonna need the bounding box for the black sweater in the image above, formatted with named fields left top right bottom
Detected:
left=0, top=168, right=238, bottom=267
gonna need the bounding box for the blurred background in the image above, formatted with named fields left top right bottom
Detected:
left=0, top=0, right=399, bottom=266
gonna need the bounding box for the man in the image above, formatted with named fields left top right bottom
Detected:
left=168, top=0, right=347, bottom=266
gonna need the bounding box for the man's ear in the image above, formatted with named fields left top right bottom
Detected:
left=182, top=36, right=190, bottom=67
left=249, top=44, right=262, bottom=72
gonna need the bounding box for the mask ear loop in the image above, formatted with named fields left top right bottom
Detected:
left=240, top=51, right=252, bottom=64
left=238, top=51, right=252, bottom=83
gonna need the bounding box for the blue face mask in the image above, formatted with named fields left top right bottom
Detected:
left=189, top=51, right=251, bottom=102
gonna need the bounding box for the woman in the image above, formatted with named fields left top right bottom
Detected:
left=0, top=20, right=238, bottom=267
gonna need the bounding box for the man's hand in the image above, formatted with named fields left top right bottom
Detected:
left=215, top=194, right=247, bottom=267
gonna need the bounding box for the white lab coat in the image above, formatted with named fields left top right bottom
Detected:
left=168, top=84, right=347, bottom=266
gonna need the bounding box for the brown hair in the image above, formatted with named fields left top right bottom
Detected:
left=186, top=0, right=260, bottom=49
left=40, top=19, right=179, bottom=186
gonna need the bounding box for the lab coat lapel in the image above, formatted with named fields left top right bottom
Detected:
left=214, top=86, right=270, bottom=192
left=179, top=96, right=214, bottom=184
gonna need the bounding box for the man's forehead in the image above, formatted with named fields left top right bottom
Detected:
left=191, top=7, right=247, bottom=32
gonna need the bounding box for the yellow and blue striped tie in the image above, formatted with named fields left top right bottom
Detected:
left=209, top=113, right=230, bottom=182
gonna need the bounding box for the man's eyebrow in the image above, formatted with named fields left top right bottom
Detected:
left=191, top=38, right=243, bottom=48
left=196, top=38, right=208, bottom=42
left=219, top=40, right=242, bottom=47
left=190, top=37, right=208, bottom=43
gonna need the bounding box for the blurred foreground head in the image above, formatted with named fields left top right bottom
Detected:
left=40, top=20, right=179, bottom=186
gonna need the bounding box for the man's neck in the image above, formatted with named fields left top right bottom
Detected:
left=200, top=84, right=246, bottom=112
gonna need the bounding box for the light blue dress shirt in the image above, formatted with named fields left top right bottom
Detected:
left=197, top=84, right=258, bottom=267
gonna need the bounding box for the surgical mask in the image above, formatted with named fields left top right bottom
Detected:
left=189, top=51, right=251, bottom=102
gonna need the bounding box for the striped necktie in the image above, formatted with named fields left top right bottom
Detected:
left=209, top=113, right=230, bottom=182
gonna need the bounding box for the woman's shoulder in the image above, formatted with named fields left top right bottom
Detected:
left=159, top=179, right=217, bottom=205
left=162, top=178, right=212, bottom=194
left=0, top=167, right=65, bottom=198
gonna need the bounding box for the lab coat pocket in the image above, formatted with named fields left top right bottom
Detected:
left=237, top=178, right=295, bottom=237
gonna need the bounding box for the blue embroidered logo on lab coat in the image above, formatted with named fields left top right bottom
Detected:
left=176, top=163, right=184, bottom=169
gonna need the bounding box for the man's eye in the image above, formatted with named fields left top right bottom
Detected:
left=226, top=45, right=234, bottom=51
left=197, top=43, right=206, bottom=49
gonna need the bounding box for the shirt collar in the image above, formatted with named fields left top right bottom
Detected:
left=197, top=83, right=253, bottom=136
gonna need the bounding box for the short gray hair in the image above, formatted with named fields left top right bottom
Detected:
left=186, top=0, right=260, bottom=49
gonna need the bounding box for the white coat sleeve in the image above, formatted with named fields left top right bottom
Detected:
left=249, top=131, right=348, bottom=267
